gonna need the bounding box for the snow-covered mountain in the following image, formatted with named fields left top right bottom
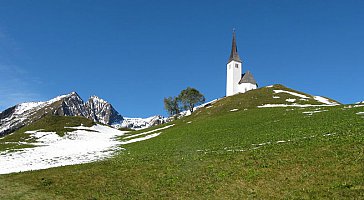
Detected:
left=86, top=95, right=124, bottom=125
left=0, top=92, right=84, bottom=136
left=0, top=92, right=165, bottom=136
left=115, top=115, right=167, bottom=130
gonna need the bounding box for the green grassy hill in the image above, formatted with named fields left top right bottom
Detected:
left=0, top=85, right=363, bottom=199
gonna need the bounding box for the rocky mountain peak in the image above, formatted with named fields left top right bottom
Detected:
left=86, top=96, right=123, bottom=125
left=0, top=92, right=123, bottom=136
left=52, top=92, right=87, bottom=117
left=89, top=95, right=108, bottom=103
left=0, top=92, right=166, bottom=137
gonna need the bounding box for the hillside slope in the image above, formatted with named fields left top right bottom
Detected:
left=0, top=115, right=163, bottom=174
left=0, top=85, right=363, bottom=199
left=202, top=84, right=340, bottom=111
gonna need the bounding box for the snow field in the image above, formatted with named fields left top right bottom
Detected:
left=261, top=89, right=339, bottom=108
left=0, top=124, right=126, bottom=174
left=273, top=90, right=309, bottom=99
left=302, top=110, right=328, bottom=115
left=123, top=124, right=175, bottom=139
left=313, top=96, right=339, bottom=105
left=258, top=104, right=337, bottom=108
left=0, top=123, right=175, bottom=175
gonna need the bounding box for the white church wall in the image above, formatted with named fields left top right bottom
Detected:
left=237, top=83, right=257, bottom=93
left=226, top=60, right=242, bottom=96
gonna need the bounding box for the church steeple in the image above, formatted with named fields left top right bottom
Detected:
left=228, top=30, right=242, bottom=63
left=226, top=29, right=257, bottom=97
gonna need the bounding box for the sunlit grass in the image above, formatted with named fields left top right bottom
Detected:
left=0, top=85, right=363, bottom=199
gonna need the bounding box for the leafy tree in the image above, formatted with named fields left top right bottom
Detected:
left=178, top=87, right=205, bottom=113
left=163, top=96, right=180, bottom=116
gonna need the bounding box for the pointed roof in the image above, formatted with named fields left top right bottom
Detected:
left=239, top=71, right=257, bottom=85
left=228, top=30, right=242, bottom=63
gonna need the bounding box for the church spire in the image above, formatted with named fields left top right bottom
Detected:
left=228, top=30, right=242, bottom=63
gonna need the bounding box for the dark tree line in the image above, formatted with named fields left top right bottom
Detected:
left=164, top=87, right=205, bottom=116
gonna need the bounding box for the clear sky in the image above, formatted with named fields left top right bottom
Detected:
left=0, top=0, right=363, bottom=117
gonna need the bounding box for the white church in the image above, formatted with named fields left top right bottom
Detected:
left=226, top=31, right=258, bottom=96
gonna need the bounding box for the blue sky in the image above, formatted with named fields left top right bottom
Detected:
left=0, top=0, right=363, bottom=117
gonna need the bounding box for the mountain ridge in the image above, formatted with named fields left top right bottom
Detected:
left=0, top=92, right=124, bottom=136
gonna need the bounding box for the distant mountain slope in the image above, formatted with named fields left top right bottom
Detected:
left=0, top=92, right=168, bottom=137
left=0, top=92, right=123, bottom=136
left=117, top=116, right=166, bottom=130
left=86, top=95, right=124, bottom=125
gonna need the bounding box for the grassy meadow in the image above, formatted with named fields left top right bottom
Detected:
left=0, top=85, right=363, bottom=199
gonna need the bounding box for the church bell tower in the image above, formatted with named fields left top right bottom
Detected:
left=226, top=30, right=242, bottom=97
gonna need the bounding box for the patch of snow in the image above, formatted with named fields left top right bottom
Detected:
left=29, top=131, right=63, bottom=144
left=14, top=102, right=45, bottom=115
left=266, top=85, right=274, bottom=88
left=45, top=93, right=75, bottom=105
left=230, top=109, right=239, bottom=112
left=120, top=133, right=161, bottom=145
left=258, top=104, right=336, bottom=108
left=123, top=124, right=175, bottom=139
left=187, top=121, right=192, bottom=124
left=302, top=110, right=328, bottom=115
left=89, top=95, right=108, bottom=104
left=356, top=112, right=364, bottom=115
left=313, top=96, right=339, bottom=105
left=285, top=98, right=296, bottom=102
left=0, top=125, right=13, bottom=135
left=273, top=90, right=309, bottom=99
left=115, top=115, right=167, bottom=130
left=255, top=142, right=271, bottom=146
left=273, top=96, right=280, bottom=99
left=64, top=125, right=98, bottom=131
left=0, top=124, right=131, bottom=175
